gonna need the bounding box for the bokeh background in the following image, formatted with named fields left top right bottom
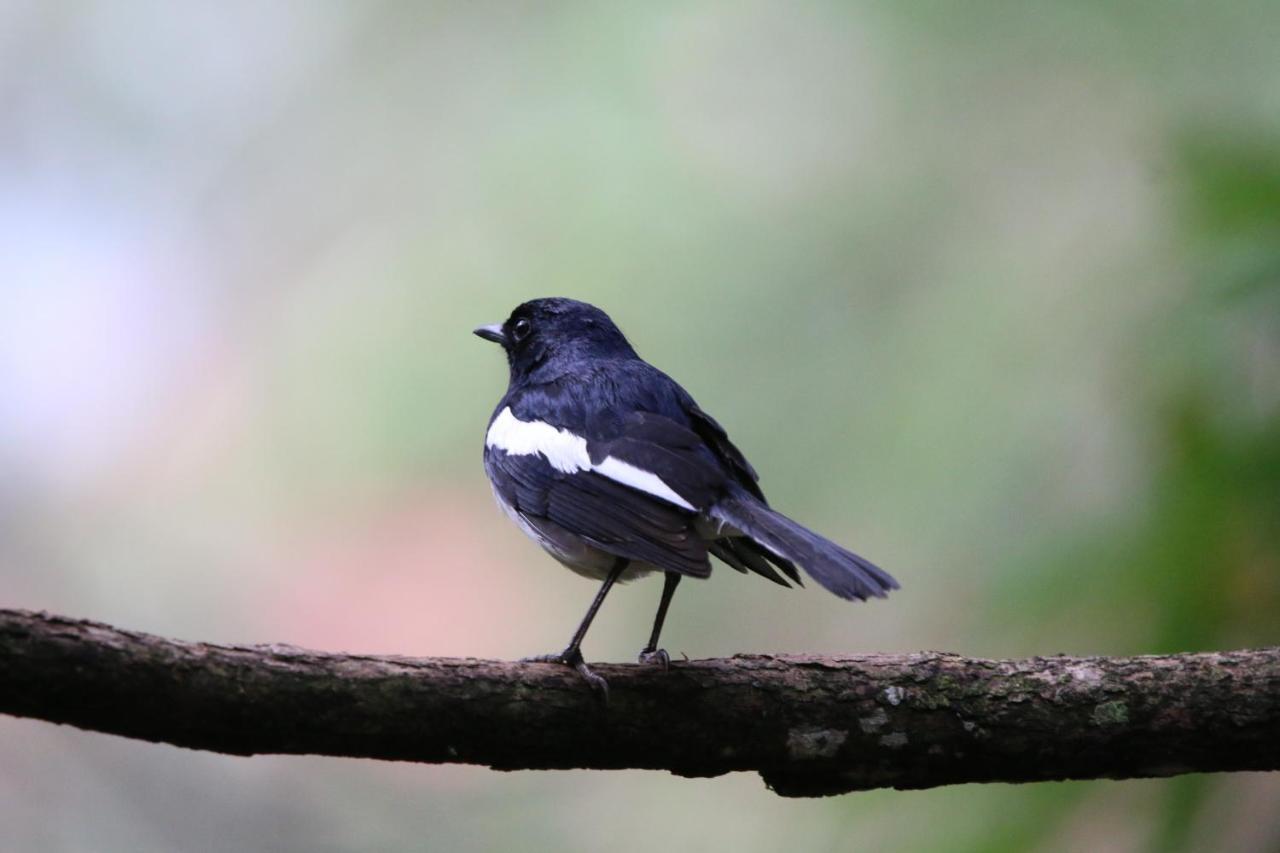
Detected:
left=2, top=2, right=1278, bottom=851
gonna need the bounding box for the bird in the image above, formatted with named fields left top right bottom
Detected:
left=475, top=297, right=897, bottom=697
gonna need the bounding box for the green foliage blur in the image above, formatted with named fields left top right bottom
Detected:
left=0, top=2, right=1276, bottom=851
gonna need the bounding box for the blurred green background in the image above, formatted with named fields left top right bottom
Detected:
left=2, top=2, right=1278, bottom=851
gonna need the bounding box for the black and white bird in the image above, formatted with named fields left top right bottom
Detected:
left=476, top=298, right=897, bottom=696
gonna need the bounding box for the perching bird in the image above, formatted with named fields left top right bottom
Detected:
left=476, top=298, right=897, bottom=696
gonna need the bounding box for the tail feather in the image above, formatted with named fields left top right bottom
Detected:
left=710, top=539, right=799, bottom=588
left=710, top=492, right=898, bottom=601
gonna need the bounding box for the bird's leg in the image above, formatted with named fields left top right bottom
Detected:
left=523, top=556, right=628, bottom=700
left=638, top=572, right=682, bottom=669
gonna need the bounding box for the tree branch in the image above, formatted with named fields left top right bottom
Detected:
left=2, top=608, right=1277, bottom=796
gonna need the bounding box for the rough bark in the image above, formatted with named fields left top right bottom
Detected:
left=1, top=608, right=1277, bottom=796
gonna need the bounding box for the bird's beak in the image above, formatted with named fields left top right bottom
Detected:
left=473, top=323, right=505, bottom=344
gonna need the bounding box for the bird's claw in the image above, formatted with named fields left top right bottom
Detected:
left=638, top=647, right=670, bottom=670
left=572, top=660, right=609, bottom=702
left=522, top=647, right=609, bottom=703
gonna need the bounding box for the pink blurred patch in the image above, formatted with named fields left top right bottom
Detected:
left=257, top=491, right=546, bottom=658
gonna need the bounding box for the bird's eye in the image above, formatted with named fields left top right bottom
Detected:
left=511, top=318, right=532, bottom=343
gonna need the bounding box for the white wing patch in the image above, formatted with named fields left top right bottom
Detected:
left=485, top=406, right=590, bottom=473
left=486, top=406, right=696, bottom=511
left=592, top=456, right=694, bottom=510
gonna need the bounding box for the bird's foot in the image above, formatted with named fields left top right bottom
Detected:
left=637, top=646, right=670, bottom=670
left=521, top=646, right=609, bottom=702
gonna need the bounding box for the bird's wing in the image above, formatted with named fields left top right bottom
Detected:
left=584, top=410, right=726, bottom=508
left=677, top=396, right=766, bottom=501
left=483, top=410, right=719, bottom=577
left=580, top=360, right=766, bottom=500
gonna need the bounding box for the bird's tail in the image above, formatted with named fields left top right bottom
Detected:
left=710, top=489, right=898, bottom=601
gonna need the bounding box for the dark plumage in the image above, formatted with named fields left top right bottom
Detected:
left=476, top=297, right=897, bottom=696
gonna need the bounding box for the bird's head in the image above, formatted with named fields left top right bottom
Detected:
left=474, top=298, right=638, bottom=381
